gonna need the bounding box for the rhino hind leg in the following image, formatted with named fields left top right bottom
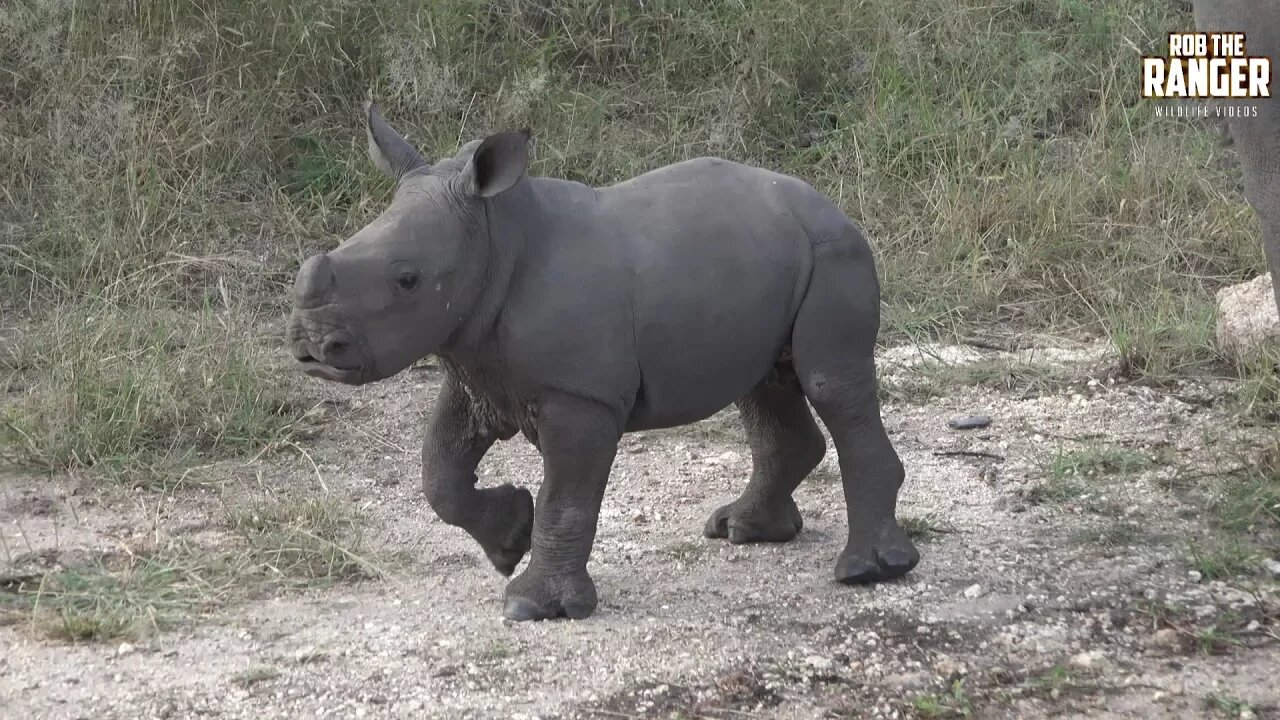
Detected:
left=703, top=371, right=825, bottom=544
left=790, top=236, right=919, bottom=585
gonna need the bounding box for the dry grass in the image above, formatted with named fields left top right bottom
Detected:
left=0, top=490, right=387, bottom=642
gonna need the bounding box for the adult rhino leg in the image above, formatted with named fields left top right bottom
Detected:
left=1228, top=116, right=1280, bottom=318
left=1193, top=0, right=1280, bottom=316
left=704, top=372, right=825, bottom=544
left=791, top=235, right=918, bottom=584
left=422, top=376, right=533, bottom=576
left=503, top=393, right=621, bottom=622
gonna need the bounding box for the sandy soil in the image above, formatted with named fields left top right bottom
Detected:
left=2, top=339, right=1277, bottom=719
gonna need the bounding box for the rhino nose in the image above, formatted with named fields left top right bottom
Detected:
left=319, top=330, right=357, bottom=368
left=295, top=253, right=335, bottom=306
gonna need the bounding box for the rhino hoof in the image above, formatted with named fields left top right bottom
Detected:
left=484, top=486, right=534, bottom=576
left=703, top=497, right=803, bottom=544
left=834, top=526, right=919, bottom=585
left=502, top=569, right=597, bottom=622
left=502, top=596, right=554, bottom=622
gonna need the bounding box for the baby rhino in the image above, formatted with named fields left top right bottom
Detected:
left=286, top=103, right=920, bottom=621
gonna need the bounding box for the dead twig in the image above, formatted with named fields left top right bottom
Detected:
left=932, top=450, right=1005, bottom=461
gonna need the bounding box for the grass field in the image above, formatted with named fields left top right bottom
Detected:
left=1, top=0, right=1269, bottom=478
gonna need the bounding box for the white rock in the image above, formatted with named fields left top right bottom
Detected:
left=963, top=583, right=984, bottom=598
left=1152, top=628, right=1181, bottom=649
left=1069, top=650, right=1106, bottom=670
left=1262, top=557, right=1280, bottom=578
left=116, top=642, right=135, bottom=657
left=1216, top=273, right=1280, bottom=362
left=934, top=654, right=967, bottom=678
left=804, top=655, right=833, bottom=670
left=1188, top=570, right=1203, bottom=583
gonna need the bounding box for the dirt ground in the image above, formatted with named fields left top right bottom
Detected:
left=2, top=337, right=1278, bottom=719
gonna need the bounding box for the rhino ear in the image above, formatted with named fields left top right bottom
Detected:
left=365, top=101, right=427, bottom=180
left=462, top=129, right=530, bottom=198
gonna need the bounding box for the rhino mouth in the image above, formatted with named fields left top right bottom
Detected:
left=294, top=355, right=367, bottom=384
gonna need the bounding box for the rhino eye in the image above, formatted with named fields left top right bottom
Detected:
left=397, top=271, right=419, bottom=291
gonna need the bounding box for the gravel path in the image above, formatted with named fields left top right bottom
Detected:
left=3, top=341, right=1277, bottom=719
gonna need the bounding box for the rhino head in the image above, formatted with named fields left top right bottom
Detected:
left=286, top=103, right=530, bottom=385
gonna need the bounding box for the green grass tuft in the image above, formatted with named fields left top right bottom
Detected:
left=1048, top=444, right=1156, bottom=479
left=901, top=513, right=954, bottom=541
left=1, top=305, right=309, bottom=485
left=913, top=679, right=974, bottom=718
left=1187, top=542, right=1260, bottom=581
left=2, top=553, right=220, bottom=642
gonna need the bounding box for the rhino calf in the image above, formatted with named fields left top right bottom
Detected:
left=286, top=103, right=920, bottom=621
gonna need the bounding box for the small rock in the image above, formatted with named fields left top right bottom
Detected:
left=1262, top=557, right=1280, bottom=578
left=116, top=642, right=135, bottom=657
left=948, top=415, right=992, bottom=430
left=882, top=671, right=926, bottom=689
left=1188, top=570, right=1203, bottom=583
left=963, top=583, right=984, bottom=599
left=1216, top=273, right=1280, bottom=362
left=804, top=655, right=833, bottom=671
left=1069, top=650, right=1106, bottom=670
left=934, top=654, right=967, bottom=678
left=704, top=451, right=741, bottom=466
left=1152, top=628, right=1181, bottom=649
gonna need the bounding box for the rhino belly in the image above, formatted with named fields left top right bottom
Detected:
left=624, top=255, right=804, bottom=431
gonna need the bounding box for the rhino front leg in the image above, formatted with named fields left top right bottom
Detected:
left=422, top=376, right=533, bottom=576
left=503, top=394, right=621, bottom=622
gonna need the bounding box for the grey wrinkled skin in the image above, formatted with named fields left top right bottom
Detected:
left=1193, top=0, right=1280, bottom=316
left=285, top=102, right=919, bottom=622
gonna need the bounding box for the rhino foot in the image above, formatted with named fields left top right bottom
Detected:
left=502, top=568, right=597, bottom=622
left=834, top=521, right=919, bottom=584
left=703, top=496, right=803, bottom=544
left=480, top=485, right=534, bottom=576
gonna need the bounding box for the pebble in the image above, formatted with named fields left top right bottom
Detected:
left=948, top=415, right=992, bottom=430
left=934, top=655, right=967, bottom=678
left=963, top=583, right=984, bottom=598
left=1069, top=650, right=1106, bottom=670
left=1152, top=628, right=1181, bottom=649
left=804, top=655, right=833, bottom=671
left=1262, top=558, right=1280, bottom=578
